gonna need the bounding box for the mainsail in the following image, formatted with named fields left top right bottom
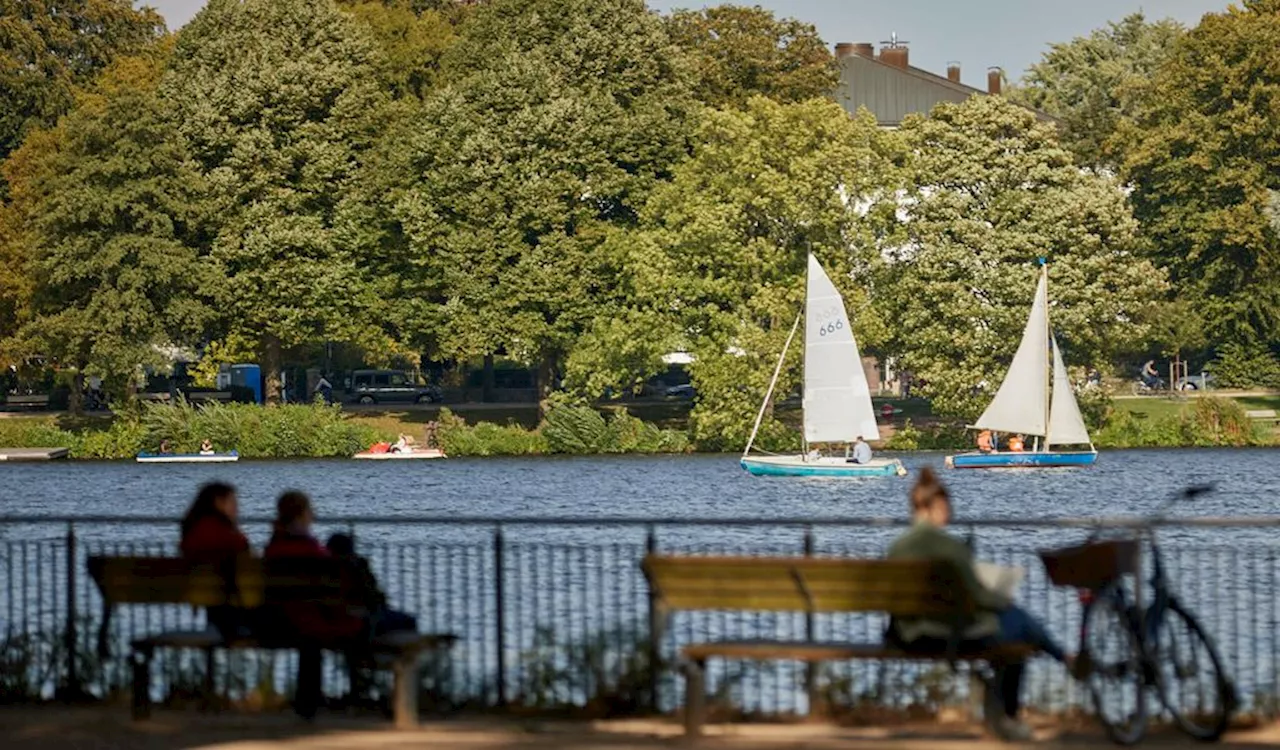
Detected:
left=1047, top=337, right=1092, bottom=446
left=973, top=270, right=1050, bottom=437
left=803, top=254, right=879, bottom=442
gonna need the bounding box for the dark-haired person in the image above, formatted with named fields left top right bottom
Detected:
left=887, top=467, right=1080, bottom=742
left=326, top=533, right=416, bottom=636
left=179, top=482, right=251, bottom=637
left=264, top=491, right=365, bottom=719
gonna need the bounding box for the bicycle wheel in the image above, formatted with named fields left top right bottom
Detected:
left=1152, top=601, right=1234, bottom=741
left=1082, top=585, right=1148, bottom=745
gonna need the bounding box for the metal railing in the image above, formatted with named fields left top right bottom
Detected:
left=1, top=514, right=1277, bottom=719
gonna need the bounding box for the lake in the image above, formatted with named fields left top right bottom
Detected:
left=1, top=448, right=1277, bottom=715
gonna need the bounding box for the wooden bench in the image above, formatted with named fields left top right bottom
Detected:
left=88, top=555, right=456, bottom=727
left=185, top=390, right=233, bottom=402
left=1246, top=409, right=1279, bottom=424
left=642, top=555, right=1034, bottom=736
left=4, top=394, right=50, bottom=409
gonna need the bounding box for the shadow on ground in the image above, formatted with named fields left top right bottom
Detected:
left=3, top=708, right=1280, bottom=750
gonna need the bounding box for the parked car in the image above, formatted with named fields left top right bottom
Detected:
left=1176, top=373, right=1216, bottom=391
left=347, top=369, right=441, bottom=405
left=665, top=384, right=696, bottom=399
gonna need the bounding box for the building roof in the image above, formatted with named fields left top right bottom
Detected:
left=834, top=49, right=1057, bottom=128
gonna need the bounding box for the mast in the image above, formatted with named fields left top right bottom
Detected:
left=1041, top=260, right=1051, bottom=452
left=742, top=311, right=803, bottom=458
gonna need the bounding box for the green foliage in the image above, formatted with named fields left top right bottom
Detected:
left=1095, top=397, right=1265, bottom=448
left=1210, top=341, right=1280, bottom=389
left=639, top=97, right=898, bottom=449
left=871, top=96, right=1166, bottom=419
left=542, top=404, right=689, bottom=454
left=1009, top=13, right=1183, bottom=169
left=162, top=0, right=387, bottom=401
left=0, top=0, right=164, bottom=176
left=1120, top=0, right=1280, bottom=349
left=666, top=5, right=838, bottom=108
left=4, top=48, right=215, bottom=386
left=882, top=420, right=920, bottom=451
left=338, top=0, right=457, bottom=99
left=434, top=408, right=549, bottom=456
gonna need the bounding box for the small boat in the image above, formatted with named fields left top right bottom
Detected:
left=136, top=451, right=240, bottom=464
left=741, top=254, right=906, bottom=478
left=353, top=447, right=446, bottom=460
left=947, top=263, right=1097, bottom=469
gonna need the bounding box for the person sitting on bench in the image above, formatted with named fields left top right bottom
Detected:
left=325, top=533, right=417, bottom=636
left=886, top=468, right=1080, bottom=742
left=180, top=482, right=254, bottom=638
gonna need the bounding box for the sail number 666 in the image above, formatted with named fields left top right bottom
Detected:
left=818, top=319, right=844, bottom=336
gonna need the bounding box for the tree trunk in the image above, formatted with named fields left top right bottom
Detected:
left=68, top=371, right=84, bottom=416
left=536, top=353, right=558, bottom=421
left=263, top=335, right=283, bottom=405
left=482, top=354, right=496, bottom=403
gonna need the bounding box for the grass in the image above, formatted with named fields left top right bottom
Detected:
left=1115, top=393, right=1280, bottom=421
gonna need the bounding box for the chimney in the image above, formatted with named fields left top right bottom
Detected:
left=834, top=43, right=856, bottom=60
left=987, top=67, right=1003, bottom=95
left=879, top=45, right=909, bottom=69
left=946, top=61, right=961, bottom=84
left=853, top=43, right=874, bottom=59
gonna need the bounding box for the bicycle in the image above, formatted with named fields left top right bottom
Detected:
left=1039, top=485, right=1236, bottom=745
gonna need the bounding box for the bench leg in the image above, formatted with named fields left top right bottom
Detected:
left=295, top=647, right=322, bottom=721
left=683, top=659, right=706, bottom=738
left=131, top=645, right=153, bottom=721
left=202, top=647, right=217, bottom=712
left=392, top=653, right=420, bottom=729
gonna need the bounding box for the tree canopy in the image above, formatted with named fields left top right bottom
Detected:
left=0, top=0, right=164, bottom=180
left=1009, top=13, right=1184, bottom=170
left=666, top=5, right=837, bottom=108
left=870, top=96, right=1166, bottom=417
left=1120, top=0, right=1280, bottom=349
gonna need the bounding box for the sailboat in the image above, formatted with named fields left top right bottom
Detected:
left=740, top=254, right=906, bottom=478
left=947, top=264, right=1097, bottom=469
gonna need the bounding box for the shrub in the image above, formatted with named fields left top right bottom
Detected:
left=883, top=420, right=920, bottom=450
left=1210, top=341, right=1280, bottom=389
left=435, top=408, right=548, bottom=456
left=1094, top=397, right=1265, bottom=448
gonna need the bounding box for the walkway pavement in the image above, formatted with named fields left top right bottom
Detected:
left=4, top=708, right=1280, bottom=750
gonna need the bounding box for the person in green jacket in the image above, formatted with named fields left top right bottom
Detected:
left=887, top=467, right=1075, bottom=742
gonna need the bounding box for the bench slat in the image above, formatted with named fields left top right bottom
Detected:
left=682, top=640, right=1035, bottom=663
left=89, top=555, right=355, bottom=608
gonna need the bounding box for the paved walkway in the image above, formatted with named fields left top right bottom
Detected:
left=4, top=708, right=1280, bottom=750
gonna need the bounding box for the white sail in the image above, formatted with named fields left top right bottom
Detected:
left=1047, top=337, right=1092, bottom=447
left=803, top=254, right=879, bottom=443
left=973, top=269, right=1049, bottom=437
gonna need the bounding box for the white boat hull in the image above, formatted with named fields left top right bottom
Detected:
left=136, top=452, right=239, bottom=464
left=741, top=455, right=906, bottom=478
left=354, top=448, right=446, bottom=460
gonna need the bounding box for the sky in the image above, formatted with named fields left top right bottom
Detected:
left=144, top=0, right=1230, bottom=87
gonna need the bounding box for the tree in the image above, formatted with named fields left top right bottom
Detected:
left=391, top=0, right=694, bottom=409
left=338, top=0, right=458, bottom=99
left=1009, top=13, right=1183, bottom=170
left=665, top=5, right=838, bottom=108
left=0, top=0, right=164, bottom=179
left=1, top=49, right=215, bottom=408
left=873, top=96, right=1166, bottom=418
left=636, top=97, right=901, bottom=449
left=1120, top=0, right=1280, bottom=350
left=161, top=0, right=387, bottom=402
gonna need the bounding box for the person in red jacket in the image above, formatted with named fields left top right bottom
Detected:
left=264, top=491, right=366, bottom=719
left=179, top=482, right=252, bottom=638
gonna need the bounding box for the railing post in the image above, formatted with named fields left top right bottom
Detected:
left=63, top=521, right=79, bottom=700
left=646, top=525, right=660, bottom=712
left=803, top=526, right=817, bottom=713
left=494, top=525, right=506, bottom=708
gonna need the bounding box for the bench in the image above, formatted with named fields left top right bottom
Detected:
left=185, top=390, right=233, bottom=402
left=4, top=394, right=50, bottom=409
left=642, top=555, right=1033, bottom=736
left=1245, top=409, right=1278, bottom=424
left=88, top=555, right=456, bottom=728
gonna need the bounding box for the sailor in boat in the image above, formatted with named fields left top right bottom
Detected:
left=390, top=433, right=414, bottom=454
left=976, top=430, right=994, bottom=453
left=159, top=439, right=174, bottom=456
left=848, top=436, right=872, bottom=464
left=199, top=439, right=215, bottom=456
left=1007, top=434, right=1026, bottom=452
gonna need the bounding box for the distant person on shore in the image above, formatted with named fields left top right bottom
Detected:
left=314, top=375, right=333, bottom=405
left=180, top=482, right=252, bottom=637
left=424, top=420, right=440, bottom=449
left=886, top=468, right=1080, bottom=741
left=199, top=439, right=215, bottom=456
left=326, top=533, right=416, bottom=636
left=1141, top=359, right=1161, bottom=389
left=849, top=436, right=872, bottom=464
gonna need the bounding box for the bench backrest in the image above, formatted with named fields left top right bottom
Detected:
left=642, top=555, right=978, bottom=617
left=1245, top=409, right=1277, bottom=419
left=87, top=555, right=359, bottom=609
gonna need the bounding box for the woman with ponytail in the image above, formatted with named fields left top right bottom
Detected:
left=887, top=467, right=1078, bottom=741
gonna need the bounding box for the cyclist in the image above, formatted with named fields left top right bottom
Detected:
left=887, top=468, right=1082, bottom=741
left=1141, top=359, right=1161, bottom=389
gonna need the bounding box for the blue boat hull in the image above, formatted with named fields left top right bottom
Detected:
left=947, top=451, right=1097, bottom=469
left=741, top=455, right=906, bottom=478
